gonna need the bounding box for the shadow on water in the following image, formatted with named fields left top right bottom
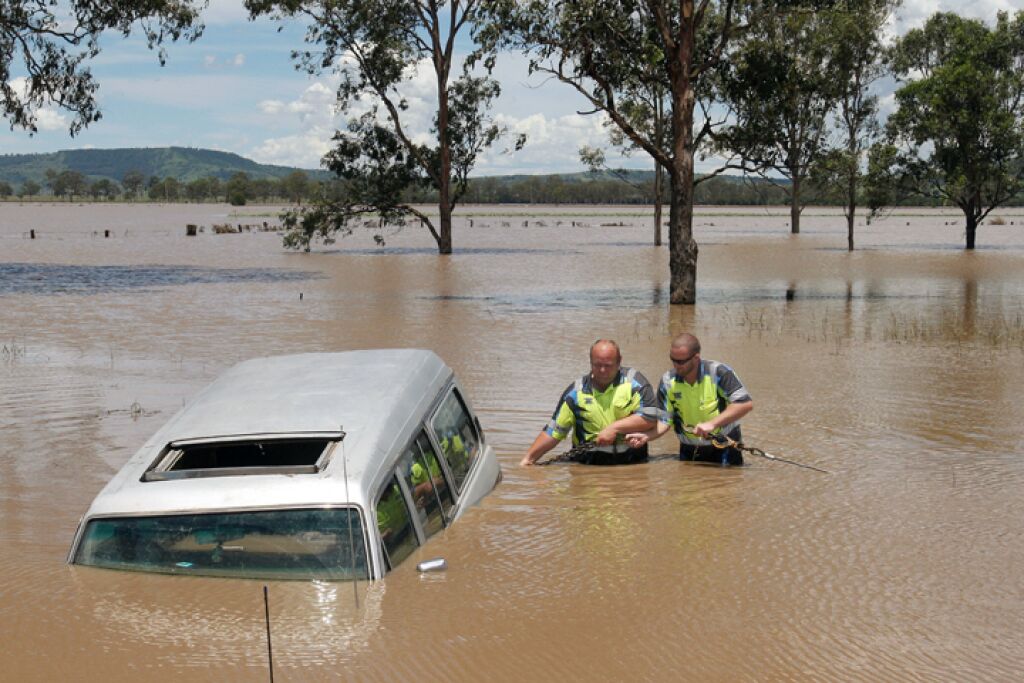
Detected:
left=816, top=243, right=1024, bottom=252
left=0, top=263, right=320, bottom=296
left=313, top=246, right=577, bottom=256
left=421, top=284, right=955, bottom=312
left=421, top=287, right=664, bottom=311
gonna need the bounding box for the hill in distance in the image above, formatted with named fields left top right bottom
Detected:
left=0, top=145, right=789, bottom=194
left=0, top=147, right=332, bottom=187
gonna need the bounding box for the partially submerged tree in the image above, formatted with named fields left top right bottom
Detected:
left=487, top=1, right=835, bottom=304
left=868, top=11, right=1024, bottom=249
left=246, top=0, right=519, bottom=254
left=811, top=0, right=893, bottom=251
left=1, top=1, right=205, bottom=135
left=580, top=81, right=670, bottom=246
left=717, top=8, right=840, bottom=235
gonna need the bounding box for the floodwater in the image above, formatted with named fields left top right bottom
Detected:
left=2, top=202, right=1023, bottom=681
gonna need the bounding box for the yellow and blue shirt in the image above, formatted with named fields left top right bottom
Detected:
left=658, top=359, right=751, bottom=446
left=545, top=367, right=657, bottom=447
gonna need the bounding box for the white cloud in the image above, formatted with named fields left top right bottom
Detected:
left=233, top=53, right=246, bottom=67
left=259, top=100, right=285, bottom=115
left=248, top=129, right=335, bottom=168
left=34, top=109, right=70, bottom=132
left=203, top=55, right=217, bottom=68
left=203, top=0, right=252, bottom=24
left=889, top=0, right=1022, bottom=34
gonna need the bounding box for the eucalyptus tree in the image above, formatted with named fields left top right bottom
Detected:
left=580, top=64, right=671, bottom=246
left=246, top=0, right=517, bottom=254
left=867, top=11, right=1024, bottom=250
left=1, top=1, right=205, bottom=135
left=811, top=0, right=893, bottom=250
left=716, top=8, right=843, bottom=235
left=19, top=180, right=40, bottom=197
left=486, top=1, right=835, bottom=304
left=121, top=170, right=145, bottom=200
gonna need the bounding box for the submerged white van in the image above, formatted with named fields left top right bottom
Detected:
left=68, top=350, right=501, bottom=580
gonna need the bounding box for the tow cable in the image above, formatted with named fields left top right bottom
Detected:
left=539, top=434, right=829, bottom=473
left=706, top=431, right=830, bottom=473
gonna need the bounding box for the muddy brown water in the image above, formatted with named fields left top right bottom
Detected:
left=2, top=202, right=1023, bottom=681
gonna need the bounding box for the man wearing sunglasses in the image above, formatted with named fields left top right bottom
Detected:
left=520, top=339, right=658, bottom=466
left=627, top=333, right=753, bottom=466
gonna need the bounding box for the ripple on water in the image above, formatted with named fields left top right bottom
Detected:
left=0, top=262, right=319, bottom=295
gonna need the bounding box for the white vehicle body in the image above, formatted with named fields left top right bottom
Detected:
left=69, top=350, right=501, bottom=580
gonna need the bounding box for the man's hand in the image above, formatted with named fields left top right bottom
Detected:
left=693, top=421, right=717, bottom=437
left=595, top=426, right=618, bottom=445
left=625, top=432, right=649, bottom=448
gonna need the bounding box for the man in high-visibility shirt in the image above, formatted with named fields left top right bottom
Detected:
left=627, top=333, right=753, bottom=465
left=520, top=339, right=658, bottom=466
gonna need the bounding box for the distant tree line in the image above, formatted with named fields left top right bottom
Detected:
left=0, top=169, right=322, bottom=205
left=4, top=163, right=1021, bottom=209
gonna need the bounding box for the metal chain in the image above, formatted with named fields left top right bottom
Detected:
left=705, top=432, right=830, bottom=474
left=537, top=440, right=598, bottom=465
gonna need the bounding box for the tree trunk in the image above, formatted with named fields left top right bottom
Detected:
left=846, top=143, right=857, bottom=251
left=846, top=205, right=855, bottom=251
left=965, top=213, right=977, bottom=250
left=435, top=39, right=453, bottom=255
left=653, top=94, right=664, bottom=247
left=790, top=174, right=801, bottom=234
left=846, top=169, right=856, bottom=251
left=654, top=161, right=663, bottom=247
left=667, top=0, right=698, bottom=305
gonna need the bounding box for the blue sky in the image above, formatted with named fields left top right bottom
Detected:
left=0, top=0, right=1019, bottom=176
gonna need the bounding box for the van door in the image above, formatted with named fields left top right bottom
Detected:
left=428, top=388, right=481, bottom=493
left=396, top=431, right=455, bottom=539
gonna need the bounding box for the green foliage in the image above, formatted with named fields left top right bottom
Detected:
left=0, top=180, right=11, bottom=197
left=19, top=179, right=39, bottom=197
left=717, top=8, right=849, bottom=232
left=0, top=1, right=204, bottom=135
left=121, top=170, right=145, bottom=199
left=809, top=0, right=893, bottom=249
left=869, top=11, right=1024, bottom=248
left=225, top=172, right=250, bottom=206
left=89, top=178, right=119, bottom=200
left=49, top=169, right=87, bottom=200
left=247, top=0, right=514, bottom=254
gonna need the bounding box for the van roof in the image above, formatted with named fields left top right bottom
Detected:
left=84, top=350, right=451, bottom=518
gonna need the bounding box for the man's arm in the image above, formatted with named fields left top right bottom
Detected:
left=625, top=421, right=671, bottom=448
left=693, top=364, right=753, bottom=437
left=595, top=413, right=657, bottom=445
left=520, top=432, right=560, bottom=467
left=693, top=400, right=753, bottom=437
left=522, top=384, right=575, bottom=466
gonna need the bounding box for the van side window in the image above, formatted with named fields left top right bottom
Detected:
left=376, top=476, right=417, bottom=571
left=415, top=432, right=454, bottom=520
left=430, top=390, right=479, bottom=491
left=397, top=434, right=447, bottom=540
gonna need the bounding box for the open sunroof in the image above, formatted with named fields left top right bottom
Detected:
left=142, top=437, right=338, bottom=481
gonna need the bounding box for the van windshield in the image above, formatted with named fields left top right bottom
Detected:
left=73, top=508, right=368, bottom=581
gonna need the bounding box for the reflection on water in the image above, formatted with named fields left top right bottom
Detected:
left=1, top=204, right=1023, bottom=681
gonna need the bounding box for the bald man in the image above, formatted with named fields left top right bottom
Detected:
left=520, top=339, right=657, bottom=466
left=628, top=333, right=753, bottom=465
